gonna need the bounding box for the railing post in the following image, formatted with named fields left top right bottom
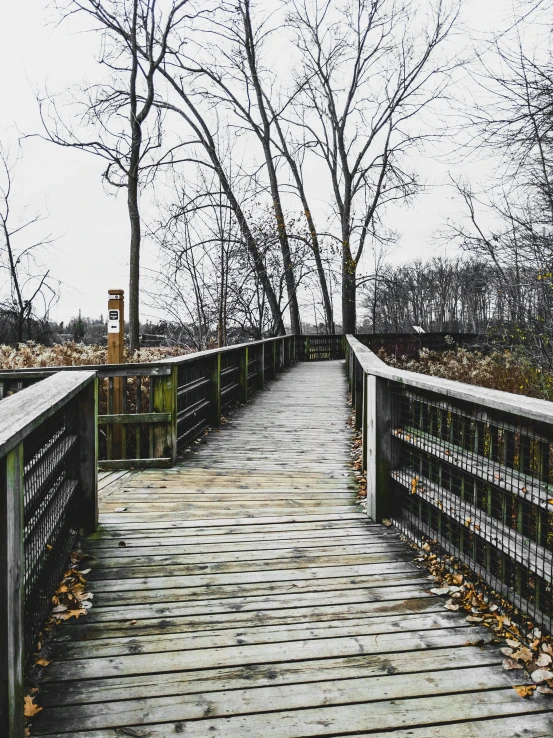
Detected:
left=210, top=353, right=222, bottom=425
left=272, top=340, right=278, bottom=378
left=76, top=378, right=99, bottom=533
left=0, top=443, right=25, bottom=738
left=305, top=335, right=310, bottom=362
left=354, top=356, right=363, bottom=431
left=280, top=338, right=285, bottom=369
left=259, top=345, right=265, bottom=388
left=239, top=346, right=249, bottom=403
left=152, top=370, right=176, bottom=462
left=365, top=374, right=392, bottom=521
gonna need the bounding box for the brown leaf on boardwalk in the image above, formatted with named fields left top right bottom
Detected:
left=513, top=684, right=536, bottom=698
left=35, top=658, right=51, bottom=667
left=24, top=695, right=42, bottom=717
left=503, top=658, right=524, bottom=670
left=537, top=653, right=552, bottom=667
left=511, top=647, right=533, bottom=663
left=58, top=608, right=87, bottom=620
left=531, top=669, right=553, bottom=683
left=537, top=685, right=553, bottom=694
left=452, top=573, right=463, bottom=584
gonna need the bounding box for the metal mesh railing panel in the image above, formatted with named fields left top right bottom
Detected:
left=23, top=404, right=80, bottom=660
left=177, top=360, right=211, bottom=448
left=389, top=382, right=553, bottom=632
left=220, top=351, right=240, bottom=410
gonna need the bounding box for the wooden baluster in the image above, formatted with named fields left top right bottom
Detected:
left=152, top=369, right=177, bottom=463
left=239, top=346, right=249, bottom=403
left=210, top=354, right=222, bottom=425
left=354, top=355, right=363, bottom=431
left=76, top=379, right=98, bottom=532
left=0, top=444, right=25, bottom=738
left=259, top=345, right=265, bottom=389
left=365, top=375, right=392, bottom=521
left=136, top=376, right=142, bottom=459
left=148, top=377, right=154, bottom=459
left=121, top=376, right=127, bottom=460
left=107, top=377, right=113, bottom=460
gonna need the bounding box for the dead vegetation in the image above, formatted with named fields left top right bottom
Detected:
left=0, top=341, right=190, bottom=369
left=381, top=347, right=553, bottom=401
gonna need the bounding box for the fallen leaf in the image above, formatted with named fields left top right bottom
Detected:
left=532, top=669, right=553, bottom=683
left=501, top=647, right=514, bottom=656
left=503, top=658, right=524, bottom=670
left=35, top=658, right=51, bottom=667
left=78, top=568, right=91, bottom=575
left=538, top=653, right=553, bottom=669
left=430, top=587, right=451, bottom=596
left=466, top=615, right=483, bottom=623
left=444, top=602, right=460, bottom=611
left=24, top=695, right=42, bottom=717
left=537, top=685, right=553, bottom=695
left=114, top=508, right=127, bottom=512
left=506, top=638, right=520, bottom=648
left=58, top=609, right=87, bottom=620
left=512, top=647, right=533, bottom=663
left=52, top=605, right=67, bottom=613
left=513, top=684, right=536, bottom=698
left=452, top=573, right=463, bottom=585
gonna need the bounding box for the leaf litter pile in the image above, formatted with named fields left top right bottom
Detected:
left=348, top=407, right=553, bottom=701
left=24, top=547, right=94, bottom=733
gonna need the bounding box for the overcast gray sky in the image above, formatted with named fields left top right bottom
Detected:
left=0, top=0, right=514, bottom=323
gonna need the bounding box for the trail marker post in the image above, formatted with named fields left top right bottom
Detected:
left=107, top=289, right=125, bottom=458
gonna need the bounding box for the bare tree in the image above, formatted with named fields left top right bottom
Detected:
left=0, top=145, right=58, bottom=344
left=41, top=0, right=194, bottom=350
left=289, top=0, right=461, bottom=332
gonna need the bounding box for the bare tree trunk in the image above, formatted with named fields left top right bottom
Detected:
left=241, top=0, right=301, bottom=334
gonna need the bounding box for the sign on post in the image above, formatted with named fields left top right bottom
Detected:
left=107, top=290, right=124, bottom=457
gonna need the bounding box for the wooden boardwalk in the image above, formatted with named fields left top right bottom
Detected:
left=32, top=361, right=553, bottom=737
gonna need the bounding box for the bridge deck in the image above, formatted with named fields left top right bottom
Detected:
left=32, top=361, right=553, bottom=736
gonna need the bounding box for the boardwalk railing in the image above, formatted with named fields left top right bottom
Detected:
left=346, top=334, right=553, bottom=634
left=0, top=336, right=296, bottom=470
left=0, top=371, right=97, bottom=737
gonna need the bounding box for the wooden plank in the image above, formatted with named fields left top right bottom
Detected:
left=36, top=645, right=503, bottom=707
left=98, top=458, right=172, bottom=471
left=32, top=665, right=524, bottom=734
left=33, top=690, right=553, bottom=738
left=98, top=412, right=171, bottom=425
left=40, top=626, right=490, bottom=682
left=51, top=611, right=469, bottom=661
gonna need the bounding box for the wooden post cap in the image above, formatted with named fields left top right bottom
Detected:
left=108, top=289, right=124, bottom=296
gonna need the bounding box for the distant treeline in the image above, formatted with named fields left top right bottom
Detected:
left=359, top=257, right=553, bottom=364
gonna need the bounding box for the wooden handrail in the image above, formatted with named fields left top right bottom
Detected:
left=0, top=371, right=98, bottom=738
left=345, top=333, right=553, bottom=636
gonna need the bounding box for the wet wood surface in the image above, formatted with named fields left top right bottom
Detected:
left=32, top=361, right=552, bottom=736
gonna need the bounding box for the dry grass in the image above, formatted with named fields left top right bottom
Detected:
left=381, top=347, right=553, bottom=401
left=0, top=341, right=191, bottom=369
